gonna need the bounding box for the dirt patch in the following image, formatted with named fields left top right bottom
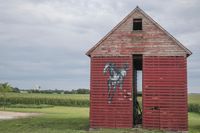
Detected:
left=0, top=111, right=41, bottom=120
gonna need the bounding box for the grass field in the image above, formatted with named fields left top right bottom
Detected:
left=0, top=93, right=199, bottom=133
left=0, top=106, right=89, bottom=133
left=189, top=112, right=200, bottom=133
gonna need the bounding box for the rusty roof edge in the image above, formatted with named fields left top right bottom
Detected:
left=136, top=7, right=192, bottom=56
left=85, top=6, right=140, bottom=56
left=86, top=6, right=192, bottom=57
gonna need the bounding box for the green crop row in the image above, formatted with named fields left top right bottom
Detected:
left=4, top=93, right=89, bottom=100
left=0, top=96, right=89, bottom=107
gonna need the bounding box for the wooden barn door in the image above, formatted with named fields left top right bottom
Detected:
left=143, top=56, right=188, bottom=131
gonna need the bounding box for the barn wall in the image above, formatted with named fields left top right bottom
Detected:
left=88, top=7, right=190, bottom=131
left=90, top=56, right=133, bottom=128
left=143, top=56, right=188, bottom=131
left=91, top=10, right=186, bottom=57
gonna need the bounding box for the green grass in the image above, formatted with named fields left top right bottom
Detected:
left=189, top=113, right=200, bottom=133
left=188, top=94, right=200, bottom=133
left=0, top=106, right=89, bottom=133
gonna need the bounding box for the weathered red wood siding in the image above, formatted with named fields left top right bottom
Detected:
left=90, top=56, right=133, bottom=128
left=90, top=10, right=187, bottom=57
left=143, top=56, right=188, bottom=131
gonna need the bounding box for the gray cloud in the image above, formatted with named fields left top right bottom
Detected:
left=0, top=0, right=199, bottom=92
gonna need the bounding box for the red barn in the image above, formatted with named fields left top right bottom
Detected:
left=86, top=6, right=191, bottom=132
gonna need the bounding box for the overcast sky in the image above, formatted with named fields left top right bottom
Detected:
left=0, top=0, right=199, bottom=92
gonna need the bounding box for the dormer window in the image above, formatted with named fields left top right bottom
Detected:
left=133, top=19, right=142, bottom=31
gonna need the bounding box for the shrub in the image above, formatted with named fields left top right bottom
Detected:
left=188, top=103, right=200, bottom=113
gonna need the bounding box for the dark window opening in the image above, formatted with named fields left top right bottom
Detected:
left=133, top=19, right=142, bottom=31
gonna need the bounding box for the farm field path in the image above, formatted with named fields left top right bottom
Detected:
left=0, top=111, right=41, bottom=120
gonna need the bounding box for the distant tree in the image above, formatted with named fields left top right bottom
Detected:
left=23, top=88, right=89, bottom=94
left=64, top=90, right=72, bottom=94
left=0, top=83, right=12, bottom=110
left=77, top=89, right=90, bottom=94
left=72, top=89, right=77, bottom=94
left=11, top=87, right=20, bottom=93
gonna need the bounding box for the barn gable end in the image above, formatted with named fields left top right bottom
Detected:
left=86, top=6, right=192, bottom=57
left=87, top=6, right=191, bottom=132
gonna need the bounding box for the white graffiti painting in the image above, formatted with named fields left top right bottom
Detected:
left=103, top=63, right=128, bottom=104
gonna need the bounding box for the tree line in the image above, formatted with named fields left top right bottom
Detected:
left=24, top=88, right=90, bottom=94
left=0, top=82, right=90, bottom=94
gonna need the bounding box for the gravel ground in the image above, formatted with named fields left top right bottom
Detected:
left=0, top=111, right=41, bottom=120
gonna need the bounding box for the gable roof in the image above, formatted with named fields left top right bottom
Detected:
left=86, top=6, right=192, bottom=57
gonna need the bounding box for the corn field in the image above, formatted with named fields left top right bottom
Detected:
left=0, top=93, right=89, bottom=107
